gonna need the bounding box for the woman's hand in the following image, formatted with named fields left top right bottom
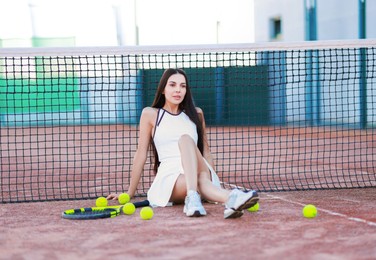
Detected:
left=107, top=191, right=134, bottom=201
left=106, top=193, right=120, bottom=201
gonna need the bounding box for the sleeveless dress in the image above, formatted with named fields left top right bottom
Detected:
left=147, top=108, right=221, bottom=207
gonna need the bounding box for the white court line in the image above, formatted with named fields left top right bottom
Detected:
left=222, top=182, right=376, bottom=228
left=265, top=193, right=376, bottom=228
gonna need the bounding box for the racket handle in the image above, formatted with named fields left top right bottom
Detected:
left=134, top=200, right=150, bottom=208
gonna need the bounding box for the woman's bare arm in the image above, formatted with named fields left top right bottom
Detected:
left=107, top=107, right=155, bottom=200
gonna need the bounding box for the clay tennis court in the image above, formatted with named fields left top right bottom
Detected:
left=0, top=189, right=375, bottom=259
left=1, top=125, right=375, bottom=259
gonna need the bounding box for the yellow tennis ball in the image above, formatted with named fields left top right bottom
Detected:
left=302, top=204, right=317, bottom=218
left=247, top=202, right=260, bottom=212
left=96, top=196, right=108, bottom=207
left=122, top=203, right=136, bottom=215
left=118, top=193, right=130, bottom=205
left=140, top=206, right=154, bottom=220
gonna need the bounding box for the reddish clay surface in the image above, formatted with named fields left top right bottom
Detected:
left=1, top=188, right=375, bottom=259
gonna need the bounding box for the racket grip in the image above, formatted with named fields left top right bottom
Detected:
left=134, top=200, right=150, bottom=208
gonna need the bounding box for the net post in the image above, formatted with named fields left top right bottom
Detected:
left=215, top=67, right=225, bottom=125
left=304, top=0, right=319, bottom=126
left=358, top=0, right=366, bottom=40
left=359, top=49, right=367, bottom=129
left=79, top=77, right=90, bottom=125
left=304, top=0, right=317, bottom=41
left=305, top=50, right=320, bottom=126
left=359, top=0, right=367, bottom=129
left=135, top=69, right=144, bottom=122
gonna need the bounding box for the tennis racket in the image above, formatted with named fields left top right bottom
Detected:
left=62, top=200, right=150, bottom=220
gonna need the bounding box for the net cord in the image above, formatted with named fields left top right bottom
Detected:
left=0, top=39, right=376, bottom=57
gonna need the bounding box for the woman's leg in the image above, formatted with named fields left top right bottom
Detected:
left=170, top=172, right=229, bottom=204
left=177, top=134, right=229, bottom=204
left=169, top=175, right=187, bottom=204
left=176, top=134, right=259, bottom=219
left=198, top=172, right=229, bottom=203
left=178, top=135, right=199, bottom=192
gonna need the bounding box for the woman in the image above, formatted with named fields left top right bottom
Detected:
left=108, top=68, right=258, bottom=218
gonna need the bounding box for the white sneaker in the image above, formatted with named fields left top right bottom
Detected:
left=224, top=189, right=259, bottom=219
left=224, top=207, right=244, bottom=219
left=183, top=190, right=207, bottom=217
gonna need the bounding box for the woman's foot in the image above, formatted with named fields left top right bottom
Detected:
left=183, top=190, right=207, bottom=217
left=224, top=189, right=259, bottom=219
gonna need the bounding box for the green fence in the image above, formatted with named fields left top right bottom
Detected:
left=0, top=77, right=80, bottom=114
left=142, top=66, right=269, bottom=126
left=0, top=66, right=269, bottom=126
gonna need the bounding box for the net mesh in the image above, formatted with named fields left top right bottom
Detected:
left=1, top=40, right=375, bottom=203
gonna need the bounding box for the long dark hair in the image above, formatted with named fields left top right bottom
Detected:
left=150, top=68, right=204, bottom=174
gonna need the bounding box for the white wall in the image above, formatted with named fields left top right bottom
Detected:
left=318, top=1, right=358, bottom=40
left=366, top=1, right=376, bottom=38
left=318, top=0, right=376, bottom=39
left=254, top=0, right=305, bottom=42
left=254, top=0, right=376, bottom=126
left=254, top=0, right=376, bottom=42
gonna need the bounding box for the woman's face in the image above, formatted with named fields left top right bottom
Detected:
left=163, top=73, right=187, bottom=106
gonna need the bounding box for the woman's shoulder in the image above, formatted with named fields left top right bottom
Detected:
left=195, top=107, right=204, bottom=115
left=194, top=107, right=207, bottom=123
left=142, top=106, right=158, bottom=114
left=141, top=107, right=159, bottom=118
left=140, top=107, right=159, bottom=126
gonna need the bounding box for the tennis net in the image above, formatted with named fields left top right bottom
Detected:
left=1, top=40, right=375, bottom=203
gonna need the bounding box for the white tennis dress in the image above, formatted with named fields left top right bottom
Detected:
left=147, top=108, right=221, bottom=207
